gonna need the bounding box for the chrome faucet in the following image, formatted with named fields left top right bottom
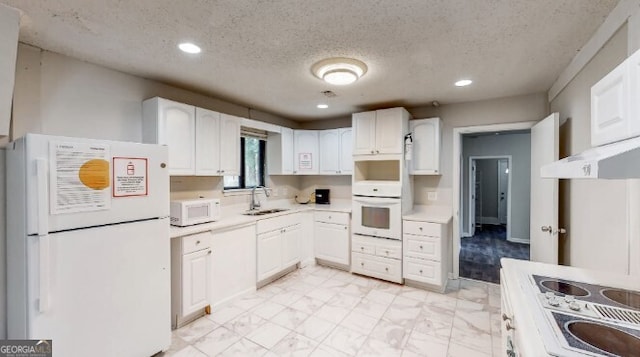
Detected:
left=250, top=186, right=270, bottom=211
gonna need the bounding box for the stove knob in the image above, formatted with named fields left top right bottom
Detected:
left=545, top=292, right=555, bottom=300
left=548, top=297, right=560, bottom=307
left=564, top=295, right=575, bottom=303
left=569, top=302, right=581, bottom=311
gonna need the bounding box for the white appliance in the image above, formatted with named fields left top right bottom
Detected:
left=352, top=195, right=402, bottom=240
left=6, top=134, right=171, bottom=357
left=170, top=198, right=221, bottom=226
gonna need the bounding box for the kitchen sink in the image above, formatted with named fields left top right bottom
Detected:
left=243, top=208, right=289, bottom=216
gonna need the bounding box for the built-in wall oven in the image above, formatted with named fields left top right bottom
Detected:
left=352, top=195, right=402, bottom=239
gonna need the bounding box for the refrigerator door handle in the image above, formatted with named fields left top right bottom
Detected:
left=36, top=158, right=50, bottom=312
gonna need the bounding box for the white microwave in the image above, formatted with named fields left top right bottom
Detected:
left=170, top=198, right=221, bottom=226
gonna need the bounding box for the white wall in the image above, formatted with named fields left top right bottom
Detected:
left=549, top=25, right=631, bottom=272
left=461, top=133, right=531, bottom=240
left=0, top=149, right=6, bottom=338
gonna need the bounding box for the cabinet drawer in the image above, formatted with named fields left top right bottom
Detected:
left=315, top=211, right=350, bottom=225
left=352, top=238, right=376, bottom=255
left=403, top=257, right=441, bottom=286
left=403, top=220, right=441, bottom=237
left=375, top=244, right=402, bottom=259
left=352, top=252, right=402, bottom=283
left=257, top=213, right=300, bottom=234
left=182, top=231, right=213, bottom=254
left=404, top=236, right=440, bottom=261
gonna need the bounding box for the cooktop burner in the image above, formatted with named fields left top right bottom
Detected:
left=602, top=289, right=640, bottom=311
left=541, top=279, right=590, bottom=297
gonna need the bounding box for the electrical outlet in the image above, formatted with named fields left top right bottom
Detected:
left=427, top=191, right=438, bottom=201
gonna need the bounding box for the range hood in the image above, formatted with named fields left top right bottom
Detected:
left=541, top=135, right=640, bottom=179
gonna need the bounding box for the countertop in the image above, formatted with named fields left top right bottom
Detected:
left=170, top=198, right=352, bottom=238
left=402, top=205, right=453, bottom=224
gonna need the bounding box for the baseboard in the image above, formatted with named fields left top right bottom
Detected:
left=479, top=217, right=500, bottom=225
left=507, top=237, right=530, bottom=244
left=461, top=231, right=472, bottom=238
left=211, top=286, right=256, bottom=310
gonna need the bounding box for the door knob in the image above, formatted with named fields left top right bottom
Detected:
left=541, top=226, right=552, bottom=233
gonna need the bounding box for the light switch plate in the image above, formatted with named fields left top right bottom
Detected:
left=427, top=191, right=438, bottom=201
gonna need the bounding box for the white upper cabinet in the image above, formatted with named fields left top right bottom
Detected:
left=591, top=48, right=640, bottom=146
left=353, top=108, right=410, bottom=156
left=293, top=130, right=319, bottom=174
left=218, top=113, right=241, bottom=176
left=143, top=97, right=240, bottom=176
left=268, top=127, right=294, bottom=175
left=319, top=128, right=353, bottom=175
left=410, top=118, right=441, bottom=175
left=143, top=97, right=196, bottom=175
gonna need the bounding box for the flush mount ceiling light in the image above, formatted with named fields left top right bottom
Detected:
left=317, top=104, right=329, bottom=109
left=312, top=57, right=368, bottom=85
left=455, top=79, right=473, bottom=87
left=178, top=42, right=201, bottom=54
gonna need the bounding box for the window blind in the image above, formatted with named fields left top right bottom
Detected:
left=240, top=126, right=268, bottom=140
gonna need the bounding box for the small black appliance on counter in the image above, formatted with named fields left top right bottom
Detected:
left=315, top=189, right=330, bottom=204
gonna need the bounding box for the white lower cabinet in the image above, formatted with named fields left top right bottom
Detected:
left=402, top=220, right=449, bottom=291
left=210, top=224, right=256, bottom=308
left=314, top=211, right=350, bottom=266
left=171, top=231, right=213, bottom=329
left=257, top=213, right=301, bottom=282
left=351, top=235, right=403, bottom=283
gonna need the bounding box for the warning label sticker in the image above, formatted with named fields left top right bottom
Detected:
left=112, top=157, right=148, bottom=197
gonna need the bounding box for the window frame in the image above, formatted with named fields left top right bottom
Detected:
left=223, top=136, right=266, bottom=190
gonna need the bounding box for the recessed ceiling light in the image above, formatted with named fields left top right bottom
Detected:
left=178, top=42, right=201, bottom=54
left=317, top=104, right=329, bottom=109
left=312, top=57, right=368, bottom=86
left=455, top=79, right=473, bottom=87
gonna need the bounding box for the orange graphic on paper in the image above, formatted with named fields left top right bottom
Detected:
left=78, top=159, right=110, bottom=190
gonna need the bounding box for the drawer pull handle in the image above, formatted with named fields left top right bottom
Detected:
left=196, top=240, right=201, bottom=245
left=385, top=267, right=389, bottom=272
left=419, top=227, right=423, bottom=231
left=344, top=226, right=348, bottom=230
left=419, top=245, right=423, bottom=249
left=361, top=247, right=364, bottom=250
left=419, top=269, right=423, bottom=274
left=361, top=262, right=364, bottom=266
left=329, top=216, right=332, bottom=219
left=385, top=250, right=389, bottom=255
left=208, top=250, right=212, bottom=255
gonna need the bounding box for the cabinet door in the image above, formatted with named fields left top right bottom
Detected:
left=195, top=108, right=221, bottom=175
left=629, top=49, right=640, bottom=140
left=352, top=111, right=377, bottom=155
left=375, top=108, right=404, bottom=154
left=314, top=222, right=349, bottom=265
left=339, top=128, right=353, bottom=174
left=219, top=114, right=241, bottom=176
left=257, top=230, right=282, bottom=281
left=293, top=130, right=319, bottom=174
left=282, top=224, right=301, bottom=268
left=182, top=249, right=211, bottom=316
left=410, top=118, right=440, bottom=174
left=158, top=99, right=196, bottom=175
left=210, top=225, right=256, bottom=307
left=281, top=127, right=295, bottom=174
left=319, top=129, right=340, bottom=174
left=591, top=61, right=630, bottom=146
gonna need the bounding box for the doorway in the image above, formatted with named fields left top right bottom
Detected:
left=468, top=156, right=511, bottom=237
left=452, top=121, right=536, bottom=282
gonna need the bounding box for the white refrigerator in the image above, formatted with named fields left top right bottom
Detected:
left=6, top=134, right=171, bottom=357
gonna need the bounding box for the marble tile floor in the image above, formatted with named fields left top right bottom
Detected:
left=161, top=264, right=502, bottom=357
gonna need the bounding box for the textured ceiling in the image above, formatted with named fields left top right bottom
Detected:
left=1, top=0, right=619, bottom=121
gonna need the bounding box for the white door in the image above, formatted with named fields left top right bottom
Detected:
left=469, top=160, right=477, bottom=236
left=218, top=114, right=241, bottom=176
left=280, top=127, right=295, bottom=174
left=195, top=108, right=221, bottom=175
left=182, top=248, right=211, bottom=316
left=339, top=128, right=353, bottom=174
left=530, top=113, right=559, bottom=264
left=319, top=129, right=340, bottom=174
left=257, top=230, right=282, bottom=281
left=314, top=222, right=349, bottom=265
left=158, top=99, right=196, bottom=175
left=26, top=218, right=171, bottom=357
left=375, top=108, right=403, bottom=154
left=498, top=159, right=509, bottom=224
left=352, top=111, right=377, bottom=155
left=281, top=224, right=301, bottom=267
left=293, top=130, right=319, bottom=174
